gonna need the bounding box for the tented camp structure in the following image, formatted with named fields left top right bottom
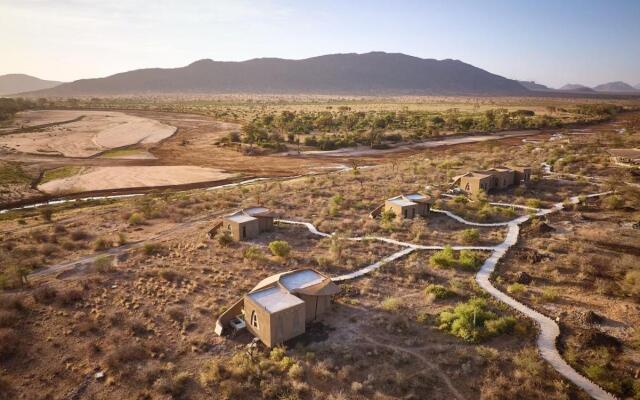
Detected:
left=215, top=268, right=340, bottom=347
left=453, top=166, right=531, bottom=196
left=383, top=193, right=433, bottom=220
left=208, top=207, right=276, bottom=241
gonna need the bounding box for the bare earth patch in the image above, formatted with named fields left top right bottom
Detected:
left=0, top=110, right=176, bottom=157
left=37, top=165, right=236, bottom=194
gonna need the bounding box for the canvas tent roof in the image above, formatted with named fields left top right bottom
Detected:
left=387, top=193, right=432, bottom=207
left=248, top=286, right=304, bottom=313
left=250, top=268, right=339, bottom=298
left=224, top=212, right=256, bottom=223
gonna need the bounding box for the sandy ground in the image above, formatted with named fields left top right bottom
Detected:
left=0, top=110, right=176, bottom=157
left=37, top=165, right=236, bottom=194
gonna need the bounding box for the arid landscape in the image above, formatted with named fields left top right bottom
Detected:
left=1, top=92, right=640, bottom=400
left=2, top=1, right=640, bottom=399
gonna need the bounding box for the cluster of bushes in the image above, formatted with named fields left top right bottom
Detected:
left=0, top=98, right=37, bottom=123
left=234, top=107, right=571, bottom=151
left=429, top=246, right=483, bottom=271
left=438, top=297, right=516, bottom=342
left=199, top=347, right=306, bottom=399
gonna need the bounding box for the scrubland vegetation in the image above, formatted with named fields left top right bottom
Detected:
left=0, top=98, right=639, bottom=399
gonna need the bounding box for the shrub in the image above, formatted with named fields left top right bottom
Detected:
left=381, top=297, right=402, bottom=311
left=507, top=283, right=526, bottom=294
left=143, top=242, right=165, bottom=256
left=424, top=284, right=454, bottom=300
left=459, top=250, right=482, bottom=271
left=603, top=195, right=624, bottom=210
left=94, top=255, right=114, bottom=273
left=429, top=245, right=455, bottom=268
left=159, top=269, right=184, bottom=283
left=438, top=297, right=515, bottom=342
left=269, top=240, right=291, bottom=258
left=57, top=288, right=83, bottom=306
left=525, top=199, right=541, bottom=209
left=93, top=237, right=111, bottom=251
left=513, top=348, right=544, bottom=377
left=70, top=229, right=90, bottom=241
left=541, top=288, right=559, bottom=302
left=623, top=270, right=640, bottom=298
left=216, top=230, right=233, bottom=247
left=128, top=212, right=146, bottom=226
left=106, top=344, right=148, bottom=372
left=460, top=228, right=480, bottom=244
left=243, top=246, right=267, bottom=263
left=32, top=286, right=57, bottom=304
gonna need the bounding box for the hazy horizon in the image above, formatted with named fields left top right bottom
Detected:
left=1, top=0, right=639, bottom=88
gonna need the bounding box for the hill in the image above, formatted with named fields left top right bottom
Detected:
left=518, top=81, right=552, bottom=91
left=0, top=74, right=62, bottom=96
left=636, top=83, right=640, bottom=90
left=559, top=84, right=596, bottom=93
left=593, top=81, right=638, bottom=93
left=23, top=52, right=529, bottom=96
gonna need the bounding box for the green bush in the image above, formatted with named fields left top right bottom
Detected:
left=460, top=228, right=480, bottom=244
left=243, top=246, right=267, bottom=263
left=381, top=297, right=402, bottom=311
left=458, top=250, right=482, bottom=271
left=429, top=245, right=456, bottom=268
left=425, top=284, right=455, bottom=300
left=216, top=230, right=233, bottom=247
left=94, top=255, right=114, bottom=273
left=438, top=297, right=515, bottom=342
left=541, top=288, right=559, bottom=302
left=268, top=240, right=291, bottom=258
left=128, top=212, right=146, bottom=226
left=507, top=283, right=526, bottom=294
left=143, top=242, right=165, bottom=256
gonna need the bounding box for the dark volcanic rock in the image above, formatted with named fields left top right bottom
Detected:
left=515, top=271, right=533, bottom=285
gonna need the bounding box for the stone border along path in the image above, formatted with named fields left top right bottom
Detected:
left=277, top=190, right=617, bottom=400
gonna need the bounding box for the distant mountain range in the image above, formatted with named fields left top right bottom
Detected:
left=592, top=81, right=638, bottom=93
left=0, top=74, right=62, bottom=96
left=558, top=84, right=596, bottom=93
left=523, top=81, right=639, bottom=94
left=19, top=52, right=529, bottom=96
left=518, top=81, right=552, bottom=91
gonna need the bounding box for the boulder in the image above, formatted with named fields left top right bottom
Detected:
left=515, top=271, right=532, bottom=285
left=583, top=310, right=604, bottom=325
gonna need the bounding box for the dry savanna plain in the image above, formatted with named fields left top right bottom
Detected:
left=1, top=95, right=640, bottom=400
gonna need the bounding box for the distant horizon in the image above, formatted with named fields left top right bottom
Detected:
left=2, top=52, right=638, bottom=91
left=1, top=1, right=639, bottom=87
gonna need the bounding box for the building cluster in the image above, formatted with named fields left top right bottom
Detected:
left=213, top=164, right=533, bottom=347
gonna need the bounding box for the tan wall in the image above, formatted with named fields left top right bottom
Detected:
left=269, top=303, right=306, bottom=347
left=512, top=167, right=531, bottom=182
left=257, top=216, right=274, bottom=232
left=244, top=296, right=273, bottom=345
left=459, top=177, right=483, bottom=195
left=384, top=201, right=419, bottom=220
left=224, top=219, right=260, bottom=241
left=291, top=294, right=333, bottom=323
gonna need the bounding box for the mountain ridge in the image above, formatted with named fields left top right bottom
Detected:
left=20, top=52, right=530, bottom=96
left=0, top=74, right=62, bottom=96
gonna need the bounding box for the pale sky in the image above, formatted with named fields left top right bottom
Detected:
left=1, top=0, right=639, bottom=88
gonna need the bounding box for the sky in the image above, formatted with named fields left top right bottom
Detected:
left=1, top=0, right=639, bottom=88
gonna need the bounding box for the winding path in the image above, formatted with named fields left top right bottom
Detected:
left=277, top=191, right=617, bottom=400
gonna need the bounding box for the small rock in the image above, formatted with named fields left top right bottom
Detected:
left=94, top=371, right=105, bottom=381
left=515, top=271, right=532, bottom=285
